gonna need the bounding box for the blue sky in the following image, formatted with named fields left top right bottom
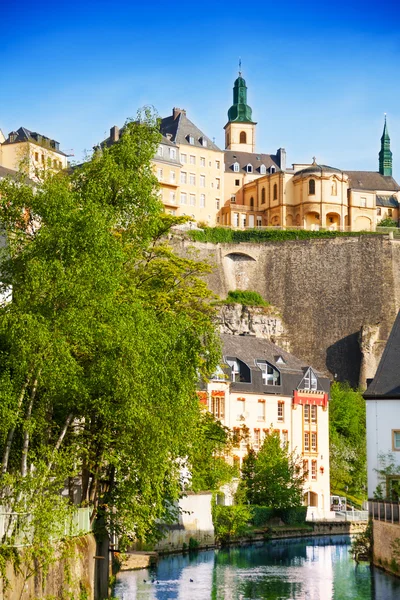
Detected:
left=1, top=0, right=400, bottom=173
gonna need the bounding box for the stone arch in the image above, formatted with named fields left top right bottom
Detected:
left=304, top=211, right=320, bottom=230
left=286, top=214, right=294, bottom=226
left=354, top=215, right=372, bottom=231
left=240, top=131, right=247, bottom=144
left=326, top=212, right=340, bottom=230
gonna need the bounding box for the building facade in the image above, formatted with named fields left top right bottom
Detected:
left=200, top=334, right=331, bottom=510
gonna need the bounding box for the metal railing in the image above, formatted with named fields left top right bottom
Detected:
left=306, top=508, right=369, bottom=522
left=369, top=500, right=400, bottom=524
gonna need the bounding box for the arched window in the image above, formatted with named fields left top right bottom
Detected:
left=233, top=162, right=240, bottom=173
left=309, top=179, right=316, bottom=195
left=260, top=165, right=266, bottom=175
left=261, top=188, right=266, bottom=204
left=250, top=196, right=254, bottom=208
left=246, top=164, right=253, bottom=173
left=273, top=183, right=278, bottom=200
left=331, top=179, right=337, bottom=196
left=240, top=131, right=247, bottom=144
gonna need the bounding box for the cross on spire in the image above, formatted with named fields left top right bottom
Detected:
left=239, top=57, right=242, bottom=76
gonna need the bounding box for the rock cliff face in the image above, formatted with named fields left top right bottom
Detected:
left=217, top=304, right=290, bottom=351
left=175, top=235, right=400, bottom=387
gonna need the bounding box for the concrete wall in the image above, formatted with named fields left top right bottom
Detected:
left=1, top=534, right=97, bottom=600
left=177, top=235, right=400, bottom=387
left=373, top=520, right=400, bottom=573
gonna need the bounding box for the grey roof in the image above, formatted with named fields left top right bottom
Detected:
left=346, top=171, right=400, bottom=192
left=376, top=195, right=399, bottom=208
left=224, top=150, right=280, bottom=174
left=160, top=111, right=221, bottom=152
left=364, top=311, right=400, bottom=399
left=0, top=165, right=19, bottom=179
left=220, top=333, right=330, bottom=396
left=294, top=164, right=344, bottom=177
left=2, top=127, right=65, bottom=156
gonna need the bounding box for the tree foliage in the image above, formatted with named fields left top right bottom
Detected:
left=0, top=109, right=221, bottom=557
left=237, top=432, right=304, bottom=508
left=329, top=382, right=367, bottom=497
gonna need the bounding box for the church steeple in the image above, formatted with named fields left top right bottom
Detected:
left=379, top=114, right=392, bottom=177
left=227, top=71, right=254, bottom=123
left=224, top=67, right=257, bottom=152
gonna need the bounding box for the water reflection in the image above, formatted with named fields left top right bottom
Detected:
left=114, top=536, right=400, bottom=600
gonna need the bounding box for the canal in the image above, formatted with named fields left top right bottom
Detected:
left=113, top=536, right=400, bottom=599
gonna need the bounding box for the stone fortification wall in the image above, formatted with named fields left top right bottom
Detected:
left=373, top=520, right=400, bottom=574
left=177, top=235, right=400, bottom=386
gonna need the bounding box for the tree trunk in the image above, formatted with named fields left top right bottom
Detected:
left=21, top=375, right=39, bottom=477
left=1, top=376, right=31, bottom=475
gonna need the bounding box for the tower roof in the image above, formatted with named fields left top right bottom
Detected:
left=379, top=114, right=393, bottom=177
left=227, top=73, right=255, bottom=124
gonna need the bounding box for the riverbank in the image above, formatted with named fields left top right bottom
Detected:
left=120, top=520, right=367, bottom=570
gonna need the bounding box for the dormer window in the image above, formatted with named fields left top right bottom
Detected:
left=299, top=367, right=318, bottom=391
left=256, top=360, right=281, bottom=386
left=188, top=135, right=195, bottom=145
left=157, top=145, right=163, bottom=157
left=246, top=164, right=253, bottom=173
left=212, top=365, right=226, bottom=381
left=200, top=137, right=207, bottom=147
left=226, top=357, right=251, bottom=383
left=233, top=162, right=240, bottom=173
left=260, top=165, right=267, bottom=175
left=276, top=356, right=286, bottom=365
left=270, top=166, right=276, bottom=174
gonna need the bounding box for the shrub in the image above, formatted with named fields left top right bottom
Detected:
left=377, top=217, right=398, bottom=228
left=188, top=537, right=200, bottom=551
left=278, top=506, right=307, bottom=525
left=251, top=506, right=275, bottom=527
left=224, top=290, right=269, bottom=307
left=213, top=505, right=252, bottom=543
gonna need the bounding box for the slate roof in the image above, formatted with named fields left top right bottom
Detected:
left=220, top=333, right=330, bottom=397
left=160, top=112, right=221, bottom=152
left=364, top=311, right=400, bottom=399
left=2, top=127, right=66, bottom=156
left=224, top=150, right=280, bottom=174
left=376, top=195, right=399, bottom=208
left=294, top=164, right=344, bottom=177
left=346, top=171, right=400, bottom=192
left=0, top=165, right=19, bottom=179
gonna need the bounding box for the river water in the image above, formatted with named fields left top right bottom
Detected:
left=113, top=535, right=400, bottom=600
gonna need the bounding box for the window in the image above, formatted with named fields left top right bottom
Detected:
left=241, top=215, right=246, bottom=228
left=216, top=198, right=220, bottom=210
left=246, top=164, right=253, bottom=173
left=261, top=188, right=266, bottom=204
left=216, top=160, right=220, bottom=169
left=41, top=154, right=45, bottom=164
left=331, top=179, right=337, bottom=195
left=253, top=428, right=261, bottom=450
left=311, top=460, right=317, bottom=480
left=256, top=360, right=281, bottom=386
left=170, top=171, right=176, bottom=183
left=169, top=191, right=176, bottom=204
left=233, top=162, right=240, bottom=173
left=216, top=178, right=220, bottom=189
left=231, top=195, right=236, bottom=203
left=157, top=168, right=163, bottom=181
left=188, top=135, right=194, bottom=144
left=200, top=157, right=206, bottom=167
left=270, top=166, right=276, bottom=173
left=180, top=192, right=187, bottom=205
left=157, top=145, right=163, bottom=157
left=211, top=365, right=225, bottom=381
left=200, top=175, right=205, bottom=187
left=377, top=207, right=382, bottom=216
left=304, top=405, right=310, bottom=422
left=211, top=394, right=225, bottom=419
left=200, top=194, right=205, bottom=208
left=308, top=179, right=316, bottom=195
left=190, top=194, right=196, bottom=206
left=189, top=173, right=196, bottom=185
left=388, top=209, right=393, bottom=217
left=311, top=405, right=317, bottom=423
left=311, top=432, right=317, bottom=452
left=168, top=209, right=176, bottom=215
left=181, top=154, right=187, bottom=164
left=277, top=402, right=284, bottom=422
left=169, top=148, right=176, bottom=159
left=233, top=212, right=239, bottom=227
left=282, top=430, right=288, bottom=446
left=235, top=179, right=240, bottom=186
left=393, top=431, right=400, bottom=451
left=201, top=137, right=207, bottom=147
left=250, top=197, right=254, bottom=208
left=189, top=155, right=196, bottom=165
left=257, top=400, right=265, bottom=421
left=226, top=357, right=251, bottom=383
left=301, top=368, right=318, bottom=391
left=260, top=165, right=266, bottom=175
left=257, top=217, right=262, bottom=228
left=180, top=172, right=187, bottom=184
left=34, top=152, right=39, bottom=162
left=304, top=432, right=310, bottom=452
left=360, top=197, right=367, bottom=207
left=303, top=459, right=309, bottom=478
left=273, top=183, right=278, bottom=200
left=240, top=131, right=247, bottom=144
left=237, top=398, right=245, bottom=419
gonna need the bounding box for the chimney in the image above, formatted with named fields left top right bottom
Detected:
left=165, top=133, right=172, bottom=141
left=110, top=125, right=119, bottom=143
left=173, top=107, right=186, bottom=120
left=276, top=147, right=286, bottom=171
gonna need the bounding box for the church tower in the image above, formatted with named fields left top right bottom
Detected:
left=224, top=69, right=257, bottom=153
left=379, top=115, right=392, bottom=177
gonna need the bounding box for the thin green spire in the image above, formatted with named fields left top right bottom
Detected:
left=379, top=114, right=392, bottom=176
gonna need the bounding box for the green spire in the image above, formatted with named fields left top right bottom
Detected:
left=379, top=114, right=392, bottom=177
left=227, top=71, right=254, bottom=123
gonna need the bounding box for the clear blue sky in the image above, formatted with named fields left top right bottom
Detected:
left=2, top=0, right=400, bottom=174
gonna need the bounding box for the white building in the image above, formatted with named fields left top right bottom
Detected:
left=200, top=334, right=331, bottom=510
left=364, top=310, right=400, bottom=499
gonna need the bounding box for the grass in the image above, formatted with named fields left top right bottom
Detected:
left=221, top=290, right=269, bottom=307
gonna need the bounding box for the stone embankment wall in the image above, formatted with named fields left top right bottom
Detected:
left=373, top=521, right=400, bottom=574
left=177, top=235, right=400, bottom=386
left=1, top=534, right=98, bottom=600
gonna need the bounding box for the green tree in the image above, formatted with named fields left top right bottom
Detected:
left=0, top=108, right=221, bottom=565
left=235, top=446, right=257, bottom=504
left=329, top=382, right=367, bottom=497
left=239, top=431, right=304, bottom=508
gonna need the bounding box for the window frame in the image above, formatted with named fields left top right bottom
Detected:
left=308, top=179, right=316, bottom=196
left=392, top=430, right=400, bottom=451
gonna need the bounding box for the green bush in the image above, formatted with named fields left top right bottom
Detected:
left=213, top=505, right=252, bottom=543
left=251, top=506, right=275, bottom=527
left=278, top=506, right=307, bottom=525
left=187, top=226, right=380, bottom=244
left=188, top=537, right=200, bottom=551
left=377, top=217, right=398, bottom=228
left=224, top=290, right=269, bottom=307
